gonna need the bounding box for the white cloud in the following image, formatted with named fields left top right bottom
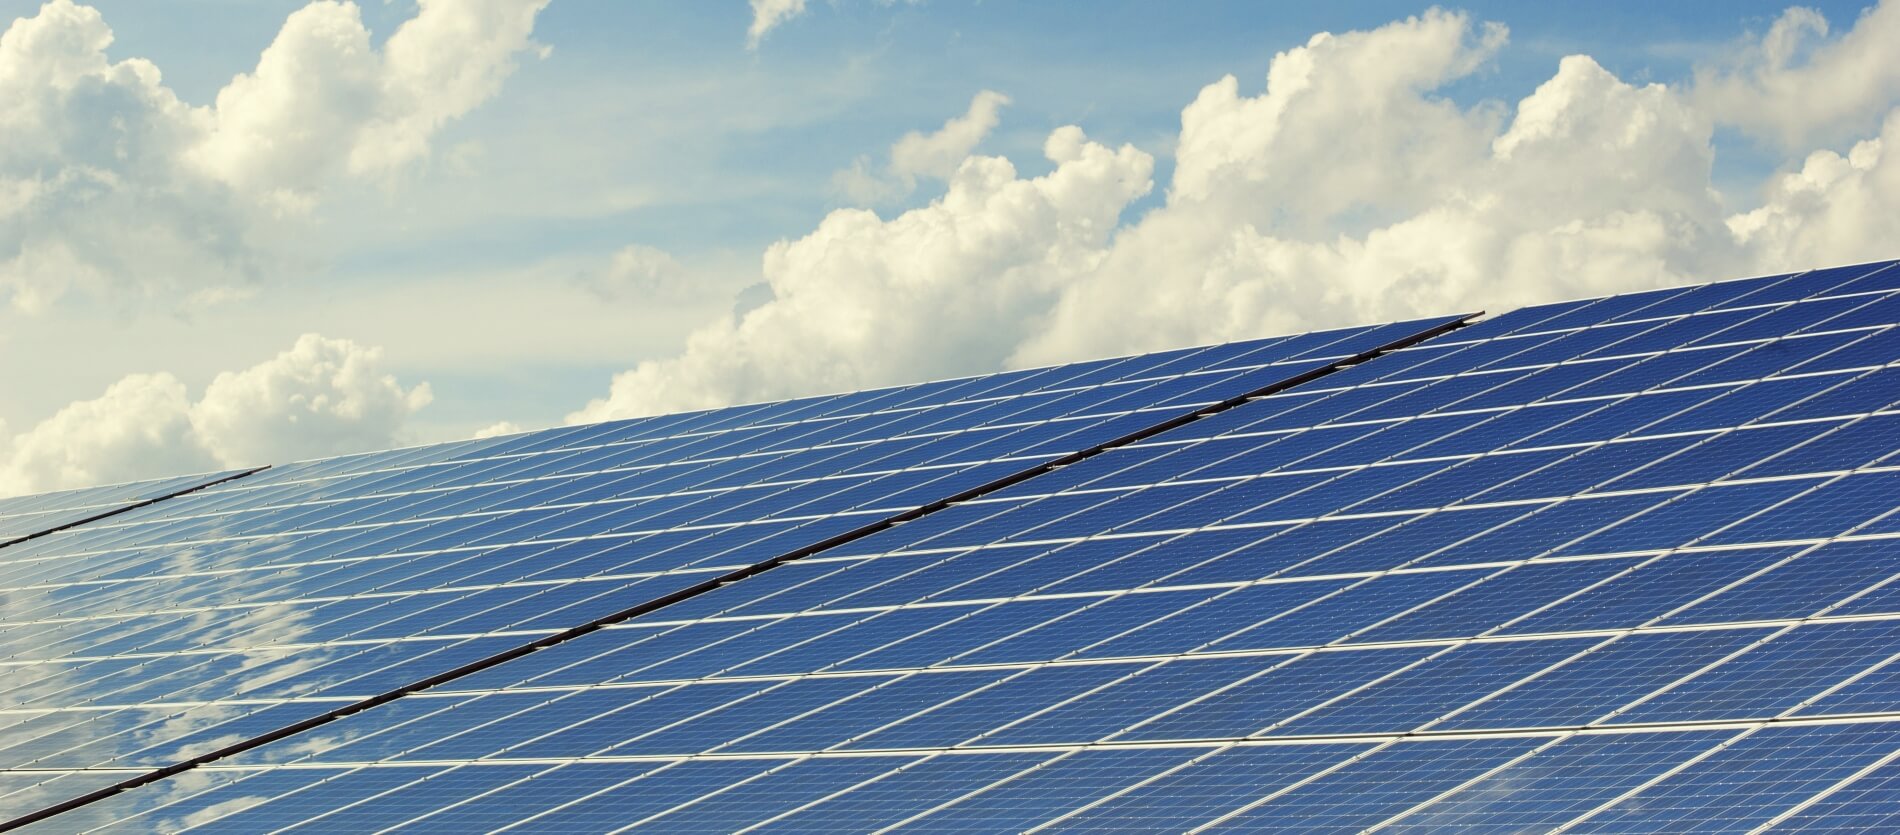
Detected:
left=0, top=0, right=548, bottom=312
left=190, top=334, right=434, bottom=468
left=1729, top=109, right=1900, bottom=271
left=835, top=90, right=1011, bottom=204
left=0, top=373, right=212, bottom=496
left=350, top=0, right=552, bottom=175
left=1694, top=2, right=1900, bottom=149
left=568, top=126, right=1153, bottom=421
left=1023, top=49, right=1732, bottom=365
left=747, top=0, right=807, bottom=49
left=890, top=90, right=1012, bottom=183
left=578, top=243, right=694, bottom=301
left=0, top=334, right=430, bottom=496
left=192, top=0, right=551, bottom=200
left=1168, top=10, right=1507, bottom=235
left=576, top=5, right=1900, bottom=423
left=0, top=0, right=247, bottom=312
left=746, top=0, right=923, bottom=50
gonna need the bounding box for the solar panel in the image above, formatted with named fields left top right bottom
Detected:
left=6, top=260, right=1900, bottom=831
left=0, top=317, right=1465, bottom=830
left=0, top=470, right=251, bottom=545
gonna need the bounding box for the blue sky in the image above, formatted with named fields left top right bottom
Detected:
left=1, top=0, right=1896, bottom=493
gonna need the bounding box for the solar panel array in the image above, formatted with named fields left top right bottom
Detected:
left=5, top=260, right=1900, bottom=832
left=0, top=318, right=1461, bottom=831
left=0, top=471, right=249, bottom=547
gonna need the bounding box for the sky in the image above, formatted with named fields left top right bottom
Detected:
left=1, top=0, right=1898, bottom=496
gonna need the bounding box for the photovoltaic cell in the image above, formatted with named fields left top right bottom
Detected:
left=0, top=470, right=247, bottom=544
left=8, top=259, right=1900, bottom=832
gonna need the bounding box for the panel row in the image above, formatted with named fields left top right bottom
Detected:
left=0, top=470, right=244, bottom=543
left=33, top=719, right=1900, bottom=832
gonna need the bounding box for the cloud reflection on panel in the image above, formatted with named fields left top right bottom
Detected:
left=0, top=543, right=322, bottom=762
left=0, top=498, right=402, bottom=825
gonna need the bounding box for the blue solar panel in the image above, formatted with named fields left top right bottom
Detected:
left=0, top=469, right=246, bottom=544
left=7, top=260, right=1900, bottom=831
left=0, top=318, right=1465, bottom=829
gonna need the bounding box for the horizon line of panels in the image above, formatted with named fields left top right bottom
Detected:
left=0, top=321, right=1422, bottom=596
left=18, top=264, right=1900, bottom=612
left=45, top=318, right=1426, bottom=533
left=0, top=471, right=246, bottom=545
left=43, top=260, right=1900, bottom=831
left=12, top=267, right=1900, bottom=633
left=0, top=316, right=1466, bottom=818
left=19, top=253, right=1881, bottom=569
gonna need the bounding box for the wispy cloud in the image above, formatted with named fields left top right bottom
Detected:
left=833, top=89, right=1012, bottom=204
left=747, top=0, right=808, bottom=49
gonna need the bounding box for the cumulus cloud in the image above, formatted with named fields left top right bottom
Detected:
left=568, top=126, right=1153, bottom=421
left=190, top=334, right=435, bottom=467
left=1168, top=11, right=1507, bottom=235
left=0, top=0, right=548, bottom=311
left=0, top=0, right=245, bottom=312
left=192, top=0, right=550, bottom=201
left=747, top=0, right=807, bottom=49
left=0, top=334, right=430, bottom=496
left=0, top=374, right=209, bottom=496
left=835, top=90, right=1013, bottom=204
left=1729, top=109, right=1900, bottom=270
left=576, top=4, right=1900, bottom=422
left=1022, top=48, right=1733, bottom=364
left=1693, top=2, right=1900, bottom=149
